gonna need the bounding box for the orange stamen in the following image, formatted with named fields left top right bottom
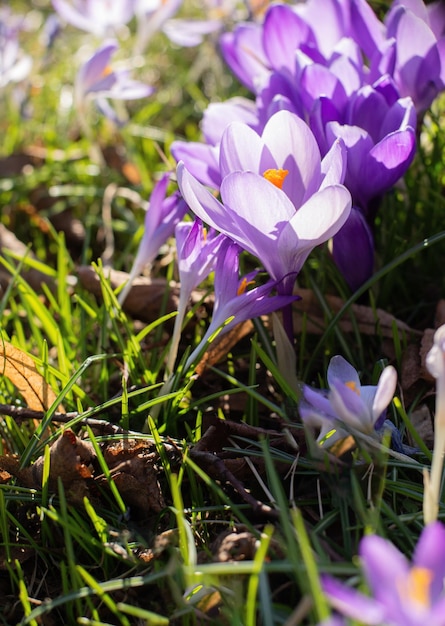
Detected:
left=101, top=65, right=113, bottom=78
left=345, top=381, right=360, bottom=395
left=237, top=277, right=256, bottom=296
left=398, top=566, right=432, bottom=608
left=262, top=168, right=289, bottom=189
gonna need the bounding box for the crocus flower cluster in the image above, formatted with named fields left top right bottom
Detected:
left=173, top=0, right=445, bottom=290
left=322, top=521, right=445, bottom=626
left=299, top=355, right=398, bottom=450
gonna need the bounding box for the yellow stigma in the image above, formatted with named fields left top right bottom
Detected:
left=400, top=567, right=433, bottom=608
left=237, top=277, right=255, bottom=296
left=345, top=381, right=360, bottom=395
left=202, top=226, right=207, bottom=242
left=262, top=168, right=289, bottom=189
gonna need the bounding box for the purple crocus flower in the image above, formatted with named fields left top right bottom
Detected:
left=184, top=239, right=299, bottom=370
left=74, top=39, right=153, bottom=125
left=133, top=0, right=182, bottom=54
left=322, top=522, right=445, bottom=626
left=52, top=0, right=136, bottom=37
left=0, top=9, right=32, bottom=89
left=118, top=173, right=187, bottom=306
left=175, top=220, right=226, bottom=310
left=299, top=355, right=397, bottom=447
left=351, top=0, right=445, bottom=113
left=166, top=220, right=226, bottom=374
left=177, top=110, right=352, bottom=298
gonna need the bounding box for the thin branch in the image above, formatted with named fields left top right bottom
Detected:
left=0, top=403, right=132, bottom=436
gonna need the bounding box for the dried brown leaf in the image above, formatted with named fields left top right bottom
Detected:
left=77, top=265, right=181, bottom=322
left=0, top=340, right=64, bottom=412
left=195, top=320, right=254, bottom=375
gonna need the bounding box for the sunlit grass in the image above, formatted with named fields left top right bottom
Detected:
left=1, top=0, right=445, bottom=624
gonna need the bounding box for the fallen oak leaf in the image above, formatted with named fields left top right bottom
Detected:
left=0, top=339, right=64, bottom=412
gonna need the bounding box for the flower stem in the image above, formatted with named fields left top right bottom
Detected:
left=423, top=370, right=445, bottom=524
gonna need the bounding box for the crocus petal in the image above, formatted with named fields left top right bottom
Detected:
left=327, top=355, right=361, bottom=388
left=429, top=598, right=445, bottom=626
left=262, top=4, right=315, bottom=74
left=220, top=170, right=295, bottom=242
left=299, top=398, right=344, bottom=443
left=331, top=207, right=374, bottom=291
left=163, top=18, right=221, bottom=47
left=213, top=239, right=241, bottom=305
left=220, top=24, right=269, bottom=92
left=105, top=75, right=153, bottom=100
left=413, top=521, right=445, bottom=601
left=261, top=110, right=323, bottom=206
left=301, top=63, right=348, bottom=115
left=257, top=72, right=304, bottom=127
left=171, top=140, right=221, bottom=188
left=330, top=379, right=370, bottom=430
left=303, top=386, right=337, bottom=419
left=320, top=138, right=347, bottom=189
left=52, top=0, right=135, bottom=35
left=76, top=40, right=117, bottom=97
left=221, top=171, right=302, bottom=285
left=371, top=366, right=397, bottom=424
left=295, top=0, right=350, bottom=58
left=426, top=325, right=445, bottom=379
left=426, top=1, right=445, bottom=39
left=349, top=86, right=390, bottom=140
left=350, top=0, right=386, bottom=61
left=365, top=128, right=416, bottom=195
left=287, top=185, right=351, bottom=253
left=201, top=97, right=260, bottom=146
left=309, top=97, right=342, bottom=156
left=322, top=575, right=386, bottom=625
left=329, top=52, right=362, bottom=97
left=176, top=163, right=240, bottom=236
left=390, top=8, right=436, bottom=68
left=379, top=97, right=416, bottom=139
left=53, top=0, right=104, bottom=34
left=219, top=122, right=270, bottom=178
left=360, top=535, right=409, bottom=613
